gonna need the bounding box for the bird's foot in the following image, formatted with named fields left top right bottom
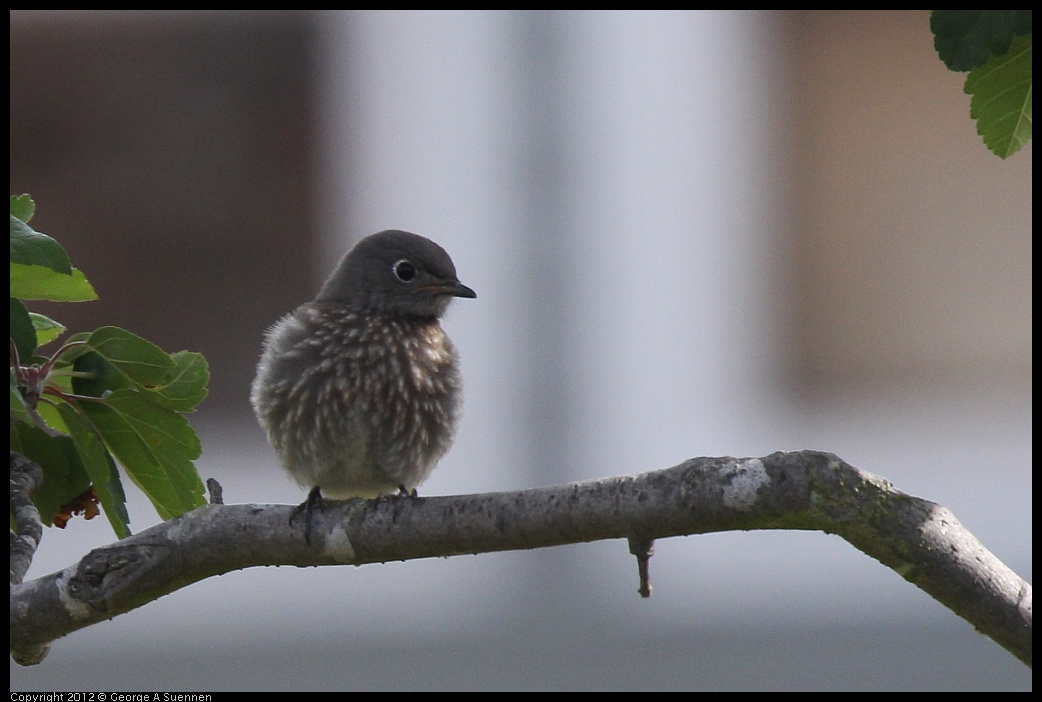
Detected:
left=290, top=486, right=324, bottom=545
left=373, top=485, right=418, bottom=506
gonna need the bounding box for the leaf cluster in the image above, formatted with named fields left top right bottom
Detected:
left=10, top=195, right=208, bottom=538
left=931, top=10, right=1032, bottom=158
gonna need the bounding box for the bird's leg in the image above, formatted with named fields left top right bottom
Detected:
left=375, top=485, right=415, bottom=505
left=290, top=486, right=324, bottom=545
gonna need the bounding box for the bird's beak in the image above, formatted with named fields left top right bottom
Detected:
left=425, top=280, right=476, bottom=299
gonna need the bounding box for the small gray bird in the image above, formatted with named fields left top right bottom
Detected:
left=251, top=230, right=475, bottom=511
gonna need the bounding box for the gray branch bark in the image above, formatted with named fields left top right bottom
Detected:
left=10, top=451, right=44, bottom=587
left=9, top=450, right=1032, bottom=668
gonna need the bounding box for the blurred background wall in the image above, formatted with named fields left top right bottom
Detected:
left=10, top=10, right=1031, bottom=690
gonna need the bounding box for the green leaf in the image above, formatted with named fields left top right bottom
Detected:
left=10, top=263, right=98, bottom=302
left=35, top=398, right=69, bottom=434
left=10, top=297, right=37, bottom=361
left=57, top=402, right=131, bottom=538
left=30, top=312, right=66, bottom=347
left=10, top=369, right=32, bottom=425
left=71, top=327, right=212, bottom=415
left=71, top=351, right=132, bottom=398
left=59, top=330, right=92, bottom=349
left=932, top=10, right=1033, bottom=72
left=10, top=422, right=92, bottom=527
left=74, top=390, right=205, bottom=520
left=80, top=326, right=178, bottom=390
left=10, top=194, right=35, bottom=223
left=150, top=351, right=210, bottom=411
left=965, top=33, right=1033, bottom=158
left=10, top=216, right=72, bottom=274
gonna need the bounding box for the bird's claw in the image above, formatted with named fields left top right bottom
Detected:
left=290, top=486, right=324, bottom=545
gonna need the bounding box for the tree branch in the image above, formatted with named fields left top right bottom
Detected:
left=9, top=451, right=48, bottom=666
left=10, top=451, right=44, bottom=587
left=9, top=450, right=1032, bottom=668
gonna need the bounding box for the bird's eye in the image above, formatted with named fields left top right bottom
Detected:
left=393, top=259, right=418, bottom=283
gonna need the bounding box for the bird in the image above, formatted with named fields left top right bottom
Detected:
left=250, top=230, right=475, bottom=531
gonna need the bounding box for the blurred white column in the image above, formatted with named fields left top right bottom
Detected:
left=536, top=11, right=789, bottom=478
